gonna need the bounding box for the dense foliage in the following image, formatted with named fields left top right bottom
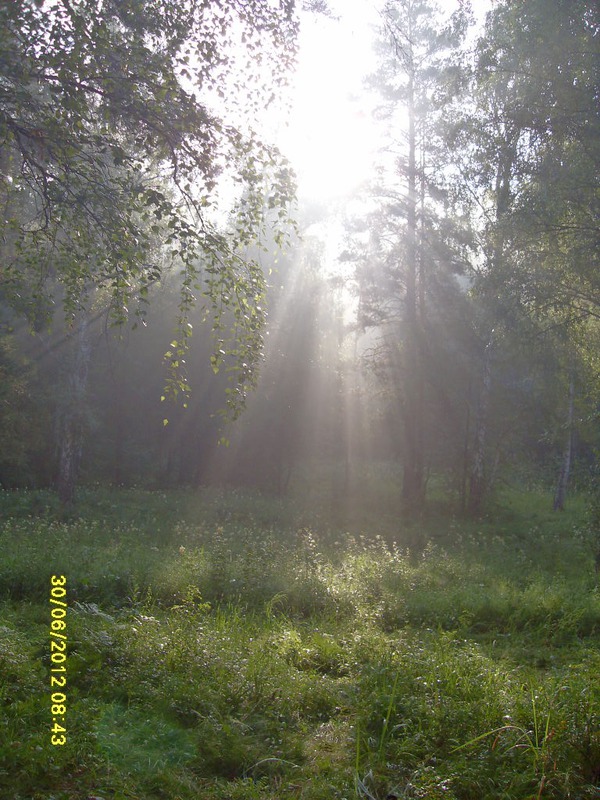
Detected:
left=0, top=0, right=598, bottom=508
left=0, top=0, right=297, bottom=414
left=343, top=0, right=599, bottom=514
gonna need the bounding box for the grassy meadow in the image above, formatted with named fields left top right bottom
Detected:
left=0, top=483, right=599, bottom=799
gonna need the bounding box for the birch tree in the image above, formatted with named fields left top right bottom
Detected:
left=0, top=0, right=302, bottom=503
left=0, top=0, right=298, bottom=409
left=465, top=0, right=599, bottom=510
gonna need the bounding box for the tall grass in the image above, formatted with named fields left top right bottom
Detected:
left=0, top=486, right=598, bottom=799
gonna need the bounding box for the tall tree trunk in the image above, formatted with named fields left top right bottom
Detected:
left=460, top=397, right=471, bottom=514
left=401, top=13, right=425, bottom=516
left=467, top=337, right=492, bottom=516
left=57, top=314, right=92, bottom=506
left=466, top=130, right=516, bottom=516
left=112, top=409, right=124, bottom=487
left=0, top=144, right=18, bottom=276
left=553, top=370, right=575, bottom=511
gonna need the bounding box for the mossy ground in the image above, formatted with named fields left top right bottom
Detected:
left=0, top=485, right=598, bottom=799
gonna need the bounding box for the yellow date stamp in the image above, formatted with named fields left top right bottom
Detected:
left=49, top=575, right=67, bottom=745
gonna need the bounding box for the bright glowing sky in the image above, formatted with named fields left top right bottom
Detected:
left=280, top=0, right=492, bottom=202
left=280, top=0, right=380, bottom=200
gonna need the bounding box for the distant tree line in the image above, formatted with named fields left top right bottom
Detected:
left=0, top=0, right=597, bottom=515
left=343, top=0, right=599, bottom=515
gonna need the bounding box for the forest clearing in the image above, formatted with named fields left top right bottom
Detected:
left=1, top=485, right=599, bottom=799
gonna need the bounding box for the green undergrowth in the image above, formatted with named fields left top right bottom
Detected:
left=0, top=487, right=598, bottom=799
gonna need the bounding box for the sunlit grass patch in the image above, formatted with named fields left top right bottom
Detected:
left=0, top=487, right=598, bottom=798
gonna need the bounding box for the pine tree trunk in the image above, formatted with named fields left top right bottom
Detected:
left=460, top=399, right=471, bottom=514
left=553, top=372, right=575, bottom=511
left=401, top=17, right=425, bottom=516
left=57, top=314, right=91, bottom=507
left=467, top=338, right=492, bottom=516
left=466, top=129, right=515, bottom=517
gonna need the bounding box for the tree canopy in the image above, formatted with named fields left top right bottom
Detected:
left=0, top=0, right=298, bottom=409
left=0, top=0, right=597, bottom=515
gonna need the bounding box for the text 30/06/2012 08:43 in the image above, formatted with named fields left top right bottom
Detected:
left=49, top=575, right=67, bottom=745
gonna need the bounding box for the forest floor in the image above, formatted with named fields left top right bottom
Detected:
left=0, top=485, right=599, bottom=799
